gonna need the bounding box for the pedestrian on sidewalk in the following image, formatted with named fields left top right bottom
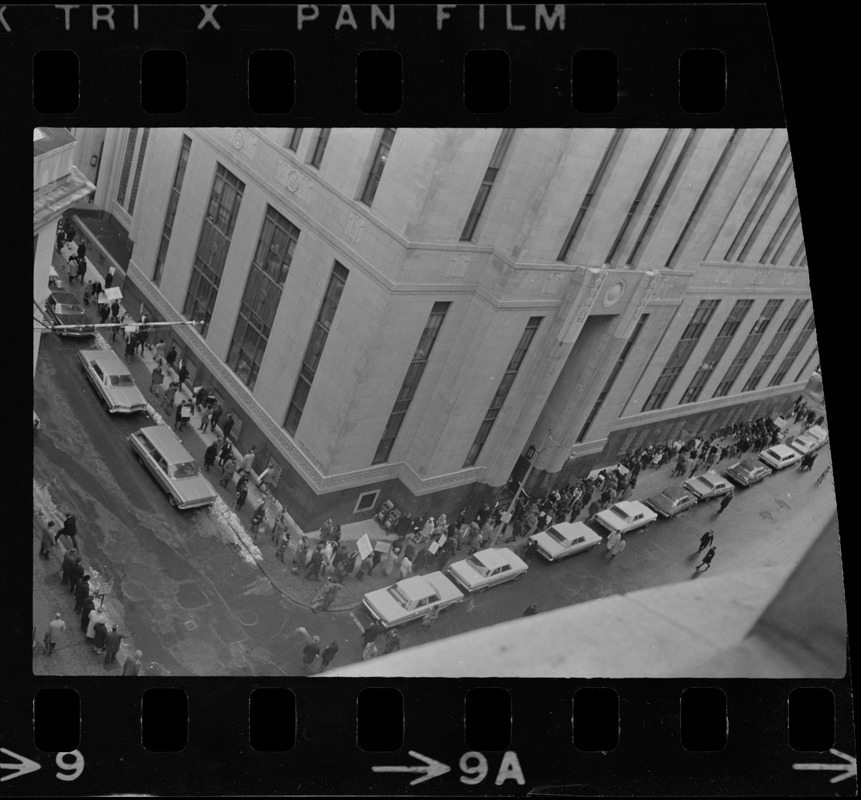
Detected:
left=161, top=381, right=177, bottom=414
left=218, top=439, right=234, bottom=468
left=103, top=625, right=130, bottom=665
left=124, top=332, right=136, bottom=365
left=239, top=446, right=257, bottom=476
left=292, top=535, right=308, bottom=574
left=297, top=628, right=321, bottom=673
left=608, top=537, right=626, bottom=561
left=193, top=385, right=208, bottom=413
left=523, top=603, right=538, bottom=616
left=67, top=557, right=84, bottom=596
left=178, top=400, right=192, bottom=431
left=104, top=266, right=115, bottom=290
left=384, top=629, right=401, bottom=654
left=173, top=401, right=184, bottom=431
left=320, top=581, right=342, bottom=611
left=92, top=615, right=109, bottom=654
left=122, top=650, right=143, bottom=676
left=250, top=501, right=266, bottom=541
left=177, top=362, right=189, bottom=389
left=150, top=364, right=164, bottom=397
left=165, top=343, right=177, bottom=372
left=79, top=595, right=95, bottom=636
left=319, top=640, right=339, bottom=671
left=136, top=317, right=149, bottom=355
left=55, top=512, right=79, bottom=551
left=86, top=605, right=107, bottom=645
left=209, top=403, right=223, bottom=432
left=361, top=622, right=384, bottom=649
left=199, top=406, right=213, bottom=433
left=275, top=529, right=289, bottom=563
left=695, top=546, right=717, bottom=574
left=233, top=481, right=248, bottom=513
left=154, top=339, right=165, bottom=366
left=399, top=554, right=413, bottom=579
left=221, top=412, right=235, bottom=441
left=305, top=546, right=323, bottom=581
left=45, top=612, right=66, bottom=655
left=73, top=573, right=91, bottom=613
left=83, top=279, right=93, bottom=305
left=698, top=529, right=715, bottom=553
left=60, top=549, right=77, bottom=586
left=203, top=440, right=218, bottom=473
left=75, top=253, right=87, bottom=284
left=39, top=520, right=56, bottom=559
left=717, top=490, right=734, bottom=514
left=420, top=606, right=439, bottom=630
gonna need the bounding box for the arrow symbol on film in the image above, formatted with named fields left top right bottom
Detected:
left=372, top=750, right=450, bottom=785
left=0, top=748, right=41, bottom=782
left=793, top=748, right=856, bottom=783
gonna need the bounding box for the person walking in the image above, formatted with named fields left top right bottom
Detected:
left=608, top=537, right=627, bottom=561
left=165, top=343, right=177, bottom=371
left=150, top=364, right=164, bottom=397
left=154, top=339, right=166, bottom=365
left=161, top=381, right=177, bottom=414
left=239, top=446, right=257, bottom=477
left=221, top=412, right=235, bottom=441
left=383, top=629, right=401, bottom=654
left=208, top=402, right=223, bottom=432
left=79, top=595, right=96, bottom=635
left=60, top=548, right=77, bottom=586
left=39, top=520, right=56, bottom=559
left=173, top=400, right=185, bottom=431
left=299, top=630, right=321, bottom=673
left=73, top=575, right=91, bottom=613
left=67, top=557, right=84, bottom=596
left=92, top=615, right=109, bottom=654
left=698, top=529, right=715, bottom=553
left=218, top=439, right=234, bottom=468
left=203, top=440, right=218, bottom=473
left=46, top=612, right=66, bottom=655
left=217, top=456, right=236, bottom=489
left=104, top=265, right=115, bottom=289
left=177, top=362, right=189, bottom=389
left=523, top=603, right=538, bottom=616
left=319, top=640, right=339, bottom=671
left=361, top=622, right=384, bottom=650
left=320, top=581, right=342, bottom=611
left=103, top=625, right=130, bottom=665
left=233, top=480, right=248, bottom=512
left=55, top=512, right=79, bottom=550
left=398, top=554, right=413, bottom=579
left=198, top=405, right=213, bottom=433
left=695, top=546, right=717, bottom=574
left=305, top=546, right=323, bottom=581
left=86, top=606, right=108, bottom=645
left=178, top=400, right=192, bottom=431
left=420, top=605, right=440, bottom=630
left=605, top=530, right=622, bottom=556
left=124, top=331, right=136, bottom=365
left=122, top=650, right=144, bottom=676
left=717, top=491, right=734, bottom=514
left=250, top=501, right=266, bottom=541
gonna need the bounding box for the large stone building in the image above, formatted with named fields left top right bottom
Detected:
left=67, top=127, right=815, bottom=528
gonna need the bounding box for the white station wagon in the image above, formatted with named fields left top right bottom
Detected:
left=530, top=521, right=602, bottom=562
left=446, top=547, right=528, bottom=593
left=78, top=349, right=148, bottom=414
left=594, top=500, right=658, bottom=535
left=362, top=572, right=464, bottom=628
left=759, top=443, right=802, bottom=471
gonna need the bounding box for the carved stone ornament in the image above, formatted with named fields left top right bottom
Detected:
left=346, top=211, right=366, bottom=244
left=602, top=279, right=626, bottom=308
left=447, top=253, right=470, bottom=278
left=544, top=272, right=565, bottom=295
left=225, top=127, right=258, bottom=159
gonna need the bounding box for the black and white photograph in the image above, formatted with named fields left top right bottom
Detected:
left=32, top=124, right=843, bottom=679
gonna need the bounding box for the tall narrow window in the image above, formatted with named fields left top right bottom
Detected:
left=463, top=317, right=542, bottom=468
left=737, top=162, right=794, bottom=262
left=127, top=127, right=150, bottom=215
left=288, top=128, right=303, bottom=152
left=182, top=164, right=245, bottom=335
left=460, top=129, right=515, bottom=241
left=373, top=302, right=451, bottom=464
left=558, top=129, right=624, bottom=262
left=680, top=299, right=754, bottom=404
left=360, top=128, right=396, bottom=206
left=771, top=211, right=801, bottom=265
left=116, top=128, right=139, bottom=207
left=577, top=313, right=650, bottom=443
left=790, top=242, right=806, bottom=266
left=712, top=299, right=783, bottom=397
left=626, top=128, right=698, bottom=268
left=724, top=141, right=791, bottom=262
left=770, top=313, right=815, bottom=386
left=309, top=128, right=330, bottom=168
left=642, top=299, right=720, bottom=412
left=284, top=263, right=349, bottom=436
left=665, top=129, right=741, bottom=268
left=794, top=346, right=818, bottom=384
left=153, top=134, right=191, bottom=285
left=759, top=197, right=798, bottom=264
left=742, top=299, right=808, bottom=392
left=605, top=130, right=675, bottom=265
left=228, top=207, right=301, bottom=390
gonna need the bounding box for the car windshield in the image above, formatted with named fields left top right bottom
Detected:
left=546, top=528, right=569, bottom=544
left=465, top=556, right=490, bottom=577
left=608, top=506, right=631, bottom=521
left=54, top=303, right=83, bottom=314
left=170, top=461, right=199, bottom=479
left=109, top=374, right=135, bottom=387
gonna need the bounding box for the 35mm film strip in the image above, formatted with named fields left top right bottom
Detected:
left=7, top=3, right=853, bottom=797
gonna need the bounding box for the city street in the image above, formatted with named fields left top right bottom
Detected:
left=34, top=329, right=837, bottom=676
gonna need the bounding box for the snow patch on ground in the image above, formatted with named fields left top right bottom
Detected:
left=207, top=497, right=263, bottom=566
left=33, top=479, right=62, bottom=523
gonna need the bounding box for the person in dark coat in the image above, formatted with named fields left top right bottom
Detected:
left=221, top=412, right=235, bottom=441
left=233, top=481, right=248, bottom=512
left=39, top=521, right=56, bottom=559
left=219, top=439, right=234, bottom=467
left=110, top=299, right=121, bottom=322
left=383, top=629, right=401, bottom=654
left=60, top=549, right=77, bottom=586
left=104, top=626, right=130, bottom=665
left=104, top=266, right=114, bottom=289
left=717, top=491, right=734, bottom=514
left=695, top=546, right=717, bottom=573
left=74, top=575, right=91, bottom=613
left=523, top=603, right=538, bottom=616
left=67, top=557, right=84, bottom=595
left=203, top=440, right=218, bottom=472
left=305, top=547, right=323, bottom=581
left=79, top=594, right=96, bottom=633
left=319, top=640, right=339, bottom=671
left=361, top=622, right=384, bottom=648
left=698, top=529, right=715, bottom=553
left=177, top=363, right=189, bottom=388
left=55, top=512, right=79, bottom=550
left=195, top=385, right=209, bottom=413
left=123, top=650, right=143, bottom=676
left=92, top=619, right=109, bottom=653
left=209, top=403, right=223, bottom=431
left=165, top=343, right=177, bottom=371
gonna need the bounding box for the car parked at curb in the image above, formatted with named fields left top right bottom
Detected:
left=759, top=444, right=803, bottom=471
left=43, top=290, right=94, bottom=338
left=128, top=425, right=217, bottom=510
left=529, top=521, right=602, bottom=562
left=446, top=547, right=528, bottom=593
left=78, top=349, right=147, bottom=414
left=684, top=470, right=734, bottom=500
left=725, top=458, right=773, bottom=487
left=643, top=485, right=699, bottom=518
left=594, top=500, right=658, bottom=535
left=804, top=425, right=829, bottom=449
left=786, top=434, right=819, bottom=458
left=362, top=572, right=464, bottom=628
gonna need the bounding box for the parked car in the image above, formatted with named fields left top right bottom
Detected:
left=759, top=444, right=803, bottom=471
left=78, top=349, right=147, bottom=414
left=786, top=434, right=819, bottom=458
left=804, top=425, right=829, bottom=449
left=684, top=470, right=734, bottom=500
left=43, top=290, right=94, bottom=337
left=446, top=547, right=528, bottom=593
left=725, top=458, right=773, bottom=487
left=529, top=521, right=602, bottom=562
left=643, top=485, right=699, bottom=518
left=362, top=572, right=464, bottom=628
left=594, top=500, right=658, bottom=535
left=128, top=425, right=217, bottom=510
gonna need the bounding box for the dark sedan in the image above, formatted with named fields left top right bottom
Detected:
left=724, top=458, right=773, bottom=487
left=643, top=485, right=699, bottom=518
left=43, top=290, right=94, bottom=337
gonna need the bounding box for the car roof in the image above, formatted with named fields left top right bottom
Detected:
left=397, top=576, right=436, bottom=601
left=766, top=444, right=795, bottom=457
left=613, top=500, right=647, bottom=514
left=740, top=458, right=763, bottom=469
left=134, top=425, right=193, bottom=464
left=473, top=548, right=508, bottom=569
left=661, top=486, right=690, bottom=500
left=50, top=290, right=79, bottom=303
left=547, top=522, right=600, bottom=541
left=699, top=470, right=724, bottom=482
left=807, top=425, right=827, bottom=438
left=791, top=434, right=816, bottom=445
left=79, top=349, right=128, bottom=372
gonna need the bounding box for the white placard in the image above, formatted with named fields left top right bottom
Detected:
left=356, top=533, right=373, bottom=561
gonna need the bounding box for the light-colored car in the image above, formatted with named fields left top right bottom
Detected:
left=78, top=349, right=147, bottom=414
left=786, top=434, right=819, bottom=458
left=446, top=547, right=528, bottom=593
left=805, top=425, right=829, bottom=449
left=43, top=290, right=94, bottom=337
left=759, top=444, right=802, bottom=471
left=128, top=425, right=217, bottom=510
left=529, top=522, right=602, bottom=562
left=362, top=572, right=464, bottom=628
left=643, top=486, right=699, bottom=518
left=725, top=458, right=772, bottom=487
left=684, top=470, right=734, bottom=500
left=594, top=500, right=658, bottom=535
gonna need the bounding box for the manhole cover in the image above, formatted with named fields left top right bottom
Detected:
left=236, top=610, right=258, bottom=626
left=176, top=582, right=210, bottom=610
